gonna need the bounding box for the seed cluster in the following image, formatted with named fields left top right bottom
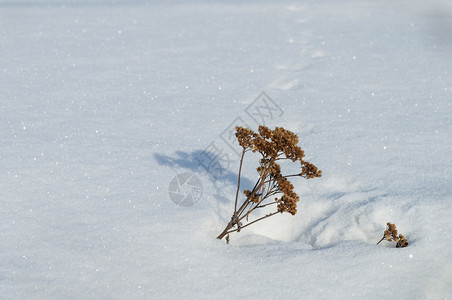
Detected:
left=237, top=125, right=321, bottom=215
left=380, top=222, right=409, bottom=248
left=236, top=125, right=322, bottom=178
left=243, top=189, right=260, bottom=203
left=256, top=158, right=281, bottom=179
left=237, top=126, right=301, bottom=160
left=275, top=178, right=299, bottom=215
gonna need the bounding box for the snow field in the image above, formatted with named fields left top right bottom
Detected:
left=1, top=0, right=451, bottom=299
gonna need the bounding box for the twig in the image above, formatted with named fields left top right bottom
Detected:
left=256, top=201, right=278, bottom=209
left=234, top=148, right=246, bottom=215
left=224, top=211, right=280, bottom=235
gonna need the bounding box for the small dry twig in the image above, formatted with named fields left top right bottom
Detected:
left=377, top=222, right=408, bottom=248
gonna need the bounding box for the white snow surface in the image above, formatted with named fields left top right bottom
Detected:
left=1, top=0, right=452, bottom=299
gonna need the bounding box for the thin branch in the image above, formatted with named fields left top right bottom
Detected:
left=236, top=160, right=272, bottom=217
left=256, top=201, right=278, bottom=209
left=234, top=148, right=246, bottom=214
left=283, top=173, right=303, bottom=179
left=263, top=190, right=280, bottom=199
left=239, top=195, right=274, bottom=223
left=224, top=211, right=280, bottom=235
left=265, top=178, right=273, bottom=196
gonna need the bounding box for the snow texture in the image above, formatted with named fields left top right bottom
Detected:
left=1, top=0, right=451, bottom=299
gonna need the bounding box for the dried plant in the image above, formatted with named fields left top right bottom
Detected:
left=377, top=222, right=408, bottom=248
left=216, top=126, right=322, bottom=242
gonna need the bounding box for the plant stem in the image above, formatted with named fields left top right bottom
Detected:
left=262, top=173, right=302, bottom=185
left=376, top=236, right=385, bottom=245
left=225, top=211, right=280, bottom=235
left=236, top=160, right=272, bottom=217
left=256, top=201, right=278, bottom=209
left=217, top=219, right=234, bottom=240
left=234, top=148, right=246, bottom=215
left=283, top=173, right=303, bottom=179
left=218, top=160, right=274, bottom=240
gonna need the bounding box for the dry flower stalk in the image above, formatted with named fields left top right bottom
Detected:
left=377, top=222, right=408, bottom=248
left=216, top=126, right=322, bottom=241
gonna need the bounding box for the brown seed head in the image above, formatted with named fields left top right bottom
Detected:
left=235, top=125, right=321, bottom=217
